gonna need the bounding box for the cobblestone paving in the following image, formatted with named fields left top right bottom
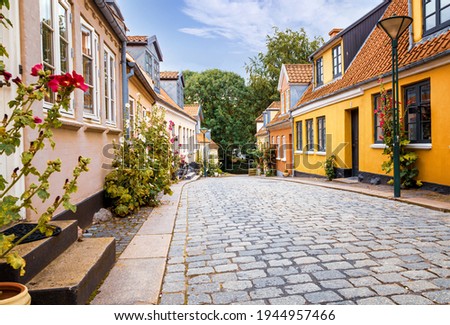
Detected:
left=160, top=176, right=450, bottom=305
left=86, top=207, right=153, bottom=258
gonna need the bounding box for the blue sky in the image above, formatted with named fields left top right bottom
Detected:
left=116, top=0, right=382, bottom=78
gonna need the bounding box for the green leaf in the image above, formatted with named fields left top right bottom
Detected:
left=6, top=252, right=26, bottom=276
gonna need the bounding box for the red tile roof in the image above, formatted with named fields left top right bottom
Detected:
left=297, top=0, right=450, bottom=107
left=255, top=126, right=268, bottom=137
left=285, top=64, right=313, bottom=84
left=160, top=71, right=179, bottom=80
left=255, top=114, right=263, bottom=122
left=127, top=36, right=147, bottom=44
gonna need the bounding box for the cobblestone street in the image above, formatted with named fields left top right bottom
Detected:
left=160, top=176, right=450, bottom=305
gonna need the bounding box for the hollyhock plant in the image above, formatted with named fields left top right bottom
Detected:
left=31, top=63, right=43, bottom=76
left=0, top=62, right=91, bottom=276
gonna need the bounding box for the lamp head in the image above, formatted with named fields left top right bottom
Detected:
left=377, top=14, right=413, bottom=41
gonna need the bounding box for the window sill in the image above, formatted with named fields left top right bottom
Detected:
left=281, top=159, right=287, bottom=162
left=84, top=124, right=107, bottom=133
left=295, top=150, right=303, bottom=154
left=60, top=118, right=84, bottom=131
left=276, top=158, right=281, bottom=161
left=316, top=151, right=326, bottom=156
left=371, top=143, right=432, bottom=150
left=107, top=127, right=122, bottom=135
left=370, top=143, right=386, bottom=149
left=305, top=151, right=315, bottom=155
left=406, top=143, right=432, bottom=150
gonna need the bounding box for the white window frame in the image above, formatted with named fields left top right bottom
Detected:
left=128, top=96, right=135, bottom=136
left=281, top=135, right=286, bottom=161
left=81, top=18, right=100, bottom=121
left=104, top=45, right=116, bottom=125
left=40, top=0, right=73, bottom=114
left=277, top=136, right=281, bottom=159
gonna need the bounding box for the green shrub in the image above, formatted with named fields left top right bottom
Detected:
left=104, top=103, right=173, bottom=217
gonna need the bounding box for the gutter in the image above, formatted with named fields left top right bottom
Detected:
left=94, top=0, right=129, bottom=136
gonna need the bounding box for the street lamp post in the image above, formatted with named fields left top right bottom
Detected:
left=377, top=15, right=413, bottom=198
left=200, top=127, right=208, bottom=177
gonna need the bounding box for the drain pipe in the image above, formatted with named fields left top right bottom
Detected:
left=122, top=48, right=135, bottom=138
left=408, top=0, right=414, bottom=50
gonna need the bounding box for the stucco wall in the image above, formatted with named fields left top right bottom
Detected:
left=20, top=0, right=123, bottom=221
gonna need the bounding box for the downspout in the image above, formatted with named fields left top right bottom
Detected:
left=408, top=0, right=414, bottom=50
left=290, top=110, right=294, bottom=178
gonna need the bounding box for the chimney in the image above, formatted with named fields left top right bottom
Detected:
left=328, top=28, right=343, bottom=39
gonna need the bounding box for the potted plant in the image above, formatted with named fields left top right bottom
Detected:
left=0, top=282, right=31, bottom=305
left=283, top=169, right=290, bottom=177
left=0, top=4, right=90, bottom=302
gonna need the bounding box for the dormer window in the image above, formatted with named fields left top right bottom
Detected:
left=144, top=51, right=153, bottom=76
left=424, top=0, right=450, bottom=36
left=332, top=44, right=342, bottom=78
left=316, top=57, right=323, bottom=86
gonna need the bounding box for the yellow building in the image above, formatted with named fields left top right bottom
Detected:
left=292, top=0, right=450, bottom=190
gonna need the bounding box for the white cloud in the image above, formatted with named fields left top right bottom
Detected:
left=180, top=0, right=383, bottom=52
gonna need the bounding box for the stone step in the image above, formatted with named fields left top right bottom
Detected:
left=0, top=220, right=79, bottom=283
left=26, top=237, right=115, bottom=305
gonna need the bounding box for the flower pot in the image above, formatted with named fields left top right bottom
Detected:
left=0, top=282, right=31, bottom=305
left=283, top=171, right=289, bottom=177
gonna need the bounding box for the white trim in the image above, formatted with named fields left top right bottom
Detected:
left=276, top=158, right=281, bottom=161
left=406, top=143, right=432, bottom=150
left=81, top=18, right=100, bottom=121
left=316, top=151, right=327, bottom=156
left=370, top=143, right=387, bottom=149
left=305, top=151, right=315, bottom=155
left=104, top=45, right=117, bottom=125
left=41, top=0, right=74, bottom=114
left=295, top=150, right=304, bottom=154
left=281, top=158, right=287, bottom=162
left=292, top=88, right=364, bottom=117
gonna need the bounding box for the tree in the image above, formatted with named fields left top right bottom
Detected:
left=184, top=69, right=255, bottom=156
left=246, top=27, right=323, bottom=110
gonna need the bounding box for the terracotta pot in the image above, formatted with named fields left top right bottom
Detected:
left=0, top=282, right=31, bottom=305
left=283, top=171, right=289, bottom=177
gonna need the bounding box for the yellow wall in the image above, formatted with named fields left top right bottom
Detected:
left=412, top=0, right=423, bottom=43
left=315, top=41, right=343, bottom=86
left=294, top=63, right=450, bottom=186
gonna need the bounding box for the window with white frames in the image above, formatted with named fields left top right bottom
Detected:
left=104, top=46, right=116, bottom=124
left=282, top=135, right=286, bottom=160
left=40, top=0, right=72, bottom=107
left=277, top=136, right=281, bottom=158
left=81, top=19, right=100, bottom=119
left=128, top=97, right=135, bottom=136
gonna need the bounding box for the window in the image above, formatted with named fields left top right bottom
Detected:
left=153, top=57, right=160, bottom=90
left=317, top=117, right=326, bottom=152
left=373, top=91, right=392, bottom=143
left=316, top=58, right=323, bottom=86
left=81, top=19, right=100, bottom=119
left=306, top=119, right=314, bottom=151
left=281, top=136, right=286, bottom=160
left=128, top=97, right=135, bottom=136
left=296, top=121, right=303, bottom=151
left=40, top=0, right=72, bottom=106
left=424, top=0, right=450, bottom=35
left=332, top=45, right=342, bottom=78
left=404, top=80, right=431, bottom=143
left=277, top=136, right=281, bottom=158
left=144, top=51, right=153, bottom=76
left=104, top=47, right=116, bottom=124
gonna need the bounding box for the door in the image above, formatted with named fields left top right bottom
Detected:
left=351, top=109, right=359, bottom=176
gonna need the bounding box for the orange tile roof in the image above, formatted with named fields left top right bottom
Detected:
left=255, top=126, right=268, bottom=137
left=255, top=114, right=263, bottom=122
left=297, top=0, right=450, bottom=107
left=184, top=104, right=200, bottom=118
left=127, top=36, right=147, bottom=44
left=268, top=101, right=281, bottom=109
left=197, top=133, right=211, bottom=144
left=266, top=112, right=290, bottom=129
left=157, top=88, right=196, bottom=121
left=160, top=71, right=179, bottom=80
left=285, top=64, right=313, bottom=84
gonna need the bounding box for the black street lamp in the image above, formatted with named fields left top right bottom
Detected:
left=200, top=127, right=208, bottom=177
left=377, top=14, right=413, bottom=198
